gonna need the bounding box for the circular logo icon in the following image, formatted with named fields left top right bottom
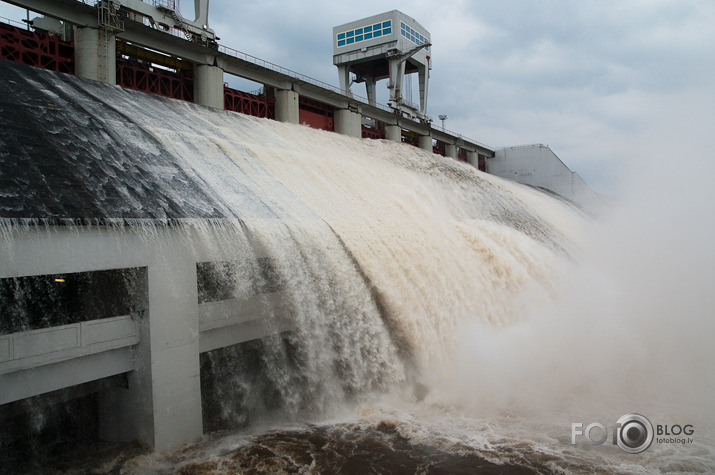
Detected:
left=616, top=413, right=654, bottom=454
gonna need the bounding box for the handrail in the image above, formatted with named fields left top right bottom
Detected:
left=0, top=15, right=29, bottom=29
left=439, top=127, right=494, bottom=151
left=497, top=143, right=546, bottom=150
left=217, top=44, right=394, bottom=113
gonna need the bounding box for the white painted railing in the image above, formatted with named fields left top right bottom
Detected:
left=0, top=315, right=139, bottom=374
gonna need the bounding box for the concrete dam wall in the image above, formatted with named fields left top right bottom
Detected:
left=0, top=60, right=587, bottom=457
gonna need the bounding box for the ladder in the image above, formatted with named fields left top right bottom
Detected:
left=98, top=0, right=125, bottom=32
left=169, top=9, right=194, bottom=42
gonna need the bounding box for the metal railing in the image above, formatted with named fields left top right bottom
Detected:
left=496, top=143, right=546, bottom=150
left=153, top=0, right=176, bottom=10
left=216, top=44, right=394, bottom=113
left=439, top=127, right=494, bottom=151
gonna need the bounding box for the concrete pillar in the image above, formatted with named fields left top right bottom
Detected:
left=74, top=27, right=116, bottom=84
left=419, top=66, right=429, bottom=114
left=194, top=64, right=225, bottom=109
left=337, top=65, right=350, bottom=95
left=144, top=255, right=203, bottom=451
left=444, top=143, right=458, bottom=159
left=388, top=58, right=406, bottom=104
left=467, top=150, right=479, bottom=168
left=418, top=134, right=433, bottom=151
left=365, top=76, right=377, bottom=107
left=99, top=249, right=203, bottom=451
left=385, top=125, right=402, bottom=142
left=334, top=108, right=362, bottom=139
left=98, top=271, right=154, bottom=445
left=275, top=89, right=300, bottom=124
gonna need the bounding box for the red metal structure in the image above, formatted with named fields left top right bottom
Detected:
left=362, top=126, right=385, bottom=140
left=0, top=22, right=74, bottom=74
left=224, top=87, right=274, bottom=119
left=117, top=57, right=194, bottom=101
left=298, top=97, right=333, bottom=131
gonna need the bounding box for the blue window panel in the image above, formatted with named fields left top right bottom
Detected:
left=365, top=25, right=372, bottom=32
left=356, top=35, right=363, bottom=41
left=347, top=37, right=354, bottom=44
left=338, top=32, right=345, bottom=40
left=410, top=35, right=415, bottom=42
left=374, top=30, right=382, bottom=37
left=347, top=31, right=354, bottom=37
left=338, top=39, right=346, bottom=46
left=384, top=27, right=391, bottom=35
left=356, top=28, right=363, bottom=35
left=402, top=30, right=406, bottom=37
left=365, top=32, right=372, bottom=39
left=383, top=21, right=391, bottom=27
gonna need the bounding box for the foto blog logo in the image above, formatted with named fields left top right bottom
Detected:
left=571, top=413, right=654, bottom=454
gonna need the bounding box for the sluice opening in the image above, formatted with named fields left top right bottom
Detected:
left=199, top=334, right=299, bottom=433
left=0, top=268, right=145, bottom=334
left=0, top=375, right=129, bottom=471
left=0, top=267, right=147, bottom=467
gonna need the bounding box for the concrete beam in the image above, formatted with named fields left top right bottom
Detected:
left=431, top=128, right=494, bottom=157
left=220, top=57, right=293, bottom=91
left=0, top=316, right=139, bottom=376
left=4, top=0, right=98, bottom=27
left=0, top=348, right=134, bottom=405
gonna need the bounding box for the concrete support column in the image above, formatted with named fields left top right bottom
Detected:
left=365, top=76, right=377, bottom=107
left=194, top=64, right=225, bottom=109
left=334, top=108, right=362, bottom=139
left=74, top=27, right=116, bottom=84
left=385, top=125, right=402, bottom=142
left=467, top=150, right=479, bottom=168
left=275, top=89, right=300, bottom=124
left=337, top=65, right=350, bottom=95
left=144, top=256, right=203, bottom=451
left=418, top=67, right=429, bottom=114
left=99, top=252, right=203, bottom=451
left=418, top=134, right=433, bottom=151
left=444, top=143, right=458, bottom=159
left=388, top=58, right=406, bottom=104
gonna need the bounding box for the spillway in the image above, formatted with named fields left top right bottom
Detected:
left=9, top=59, right=701, bottom=473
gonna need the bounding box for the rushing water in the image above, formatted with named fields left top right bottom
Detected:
left=1, top=62, right=713, bottom=473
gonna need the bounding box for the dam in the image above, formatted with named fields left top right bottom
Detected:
left=0, top=2, right=607, bottom=470
left=0, top=58, right=587, bottom=461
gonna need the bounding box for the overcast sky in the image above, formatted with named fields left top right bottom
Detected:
left=1, top=0, right=714, bottom=196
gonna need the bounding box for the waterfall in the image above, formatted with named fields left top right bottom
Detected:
left=0, top=61, right=585, bottom=422
left=12, top=61, right=713, bottom=473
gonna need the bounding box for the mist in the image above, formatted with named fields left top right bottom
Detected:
left=443, top=135, right=715, bottom=427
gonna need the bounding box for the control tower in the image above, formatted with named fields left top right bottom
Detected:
left=333, top=10, right=432, bottom=122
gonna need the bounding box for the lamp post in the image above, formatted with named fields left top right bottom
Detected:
left=438, top=114, right=448, bottom=131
